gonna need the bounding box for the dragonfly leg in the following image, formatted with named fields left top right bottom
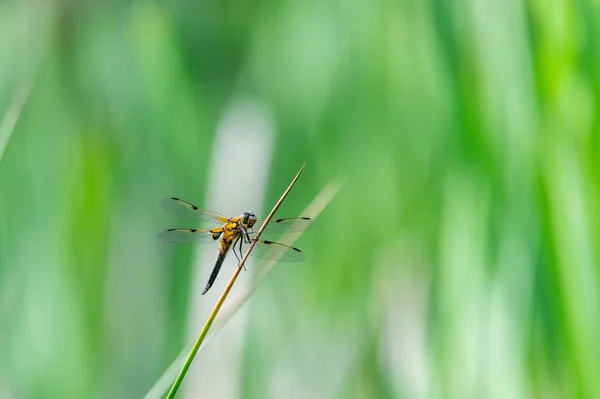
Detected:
left=232, top=236, right=246, bottom=270
left=232, top=237, right=241, bottom=262
left=238, top=236, right=247, bottom=271
left=240, top=224, right=252, bottom=243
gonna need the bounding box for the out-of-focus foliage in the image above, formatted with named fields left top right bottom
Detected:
left=1, top=0, right=599, bottom=398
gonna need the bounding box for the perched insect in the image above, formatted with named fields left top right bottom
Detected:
left=158, top=197, right=311, bottom=294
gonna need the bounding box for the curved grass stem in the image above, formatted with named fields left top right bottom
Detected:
left=165, top=162, right=307, bottom=399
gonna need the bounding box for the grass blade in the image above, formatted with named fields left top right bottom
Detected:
left=145, top=180, right=340, bottom=399
left=164, top=162, right=307, bottom=398
left=0, top=80, right=32, bottom=166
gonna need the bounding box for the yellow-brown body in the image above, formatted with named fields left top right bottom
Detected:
left=202, top=213, right=257, bottom=294
left=157, top=197, right=308, bottom=295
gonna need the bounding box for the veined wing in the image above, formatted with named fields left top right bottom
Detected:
left=161, top=197, right=228, bottom=224
left=248, top=238, right=305, bottom=262
left=253, top=217, right=312, bottom=234
left=158, top=228, right=221, bottom=244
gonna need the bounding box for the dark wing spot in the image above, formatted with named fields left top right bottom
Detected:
left=190, top=229, right=197, bottom=233
left=264, top=240, right=273, bottom=244
left=292, top=247, right=301, bottom=252
left=273, top=217, right=311, bottom=222
left=192, top=205, right=199, bottom=210
left=171, top=197, right=180, bottom=200
left=166, top=228, right=176, bottom=231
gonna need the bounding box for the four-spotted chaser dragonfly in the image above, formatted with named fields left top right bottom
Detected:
left=158, top=197, right=311, bottom=295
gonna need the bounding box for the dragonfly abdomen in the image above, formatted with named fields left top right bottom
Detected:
left=201, top=240, right=232, bottom=295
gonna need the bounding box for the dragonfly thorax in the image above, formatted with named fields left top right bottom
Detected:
left=241, top=211, right=257, bottom=228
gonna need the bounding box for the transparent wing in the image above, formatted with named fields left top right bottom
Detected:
left=253, top=217, right=312, bottom=234
left=161, top=197, right=229, bottom=224
left=158, top=228, right=221, bottom=244
left=248, top=238, right=305, bottom=262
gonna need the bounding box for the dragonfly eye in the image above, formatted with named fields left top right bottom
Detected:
left=241, top=212, right=251, bottom=224
left=241, top=212, right=257, bottom=228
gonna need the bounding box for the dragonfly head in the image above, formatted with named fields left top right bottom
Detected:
left=241, top=211, right=257, bottom=228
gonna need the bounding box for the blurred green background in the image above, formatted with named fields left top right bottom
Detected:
left=1, top=0, right=599, bottom=398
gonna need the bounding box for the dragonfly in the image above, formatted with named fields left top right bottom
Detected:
left=158, top=197, right=311, bottom=295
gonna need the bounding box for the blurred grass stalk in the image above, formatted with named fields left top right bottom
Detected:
left=0, top=80, right=32, bottom=165
left=0, top=79, right=32, bottom=283
left=181, top=99, right=275, bottom=398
